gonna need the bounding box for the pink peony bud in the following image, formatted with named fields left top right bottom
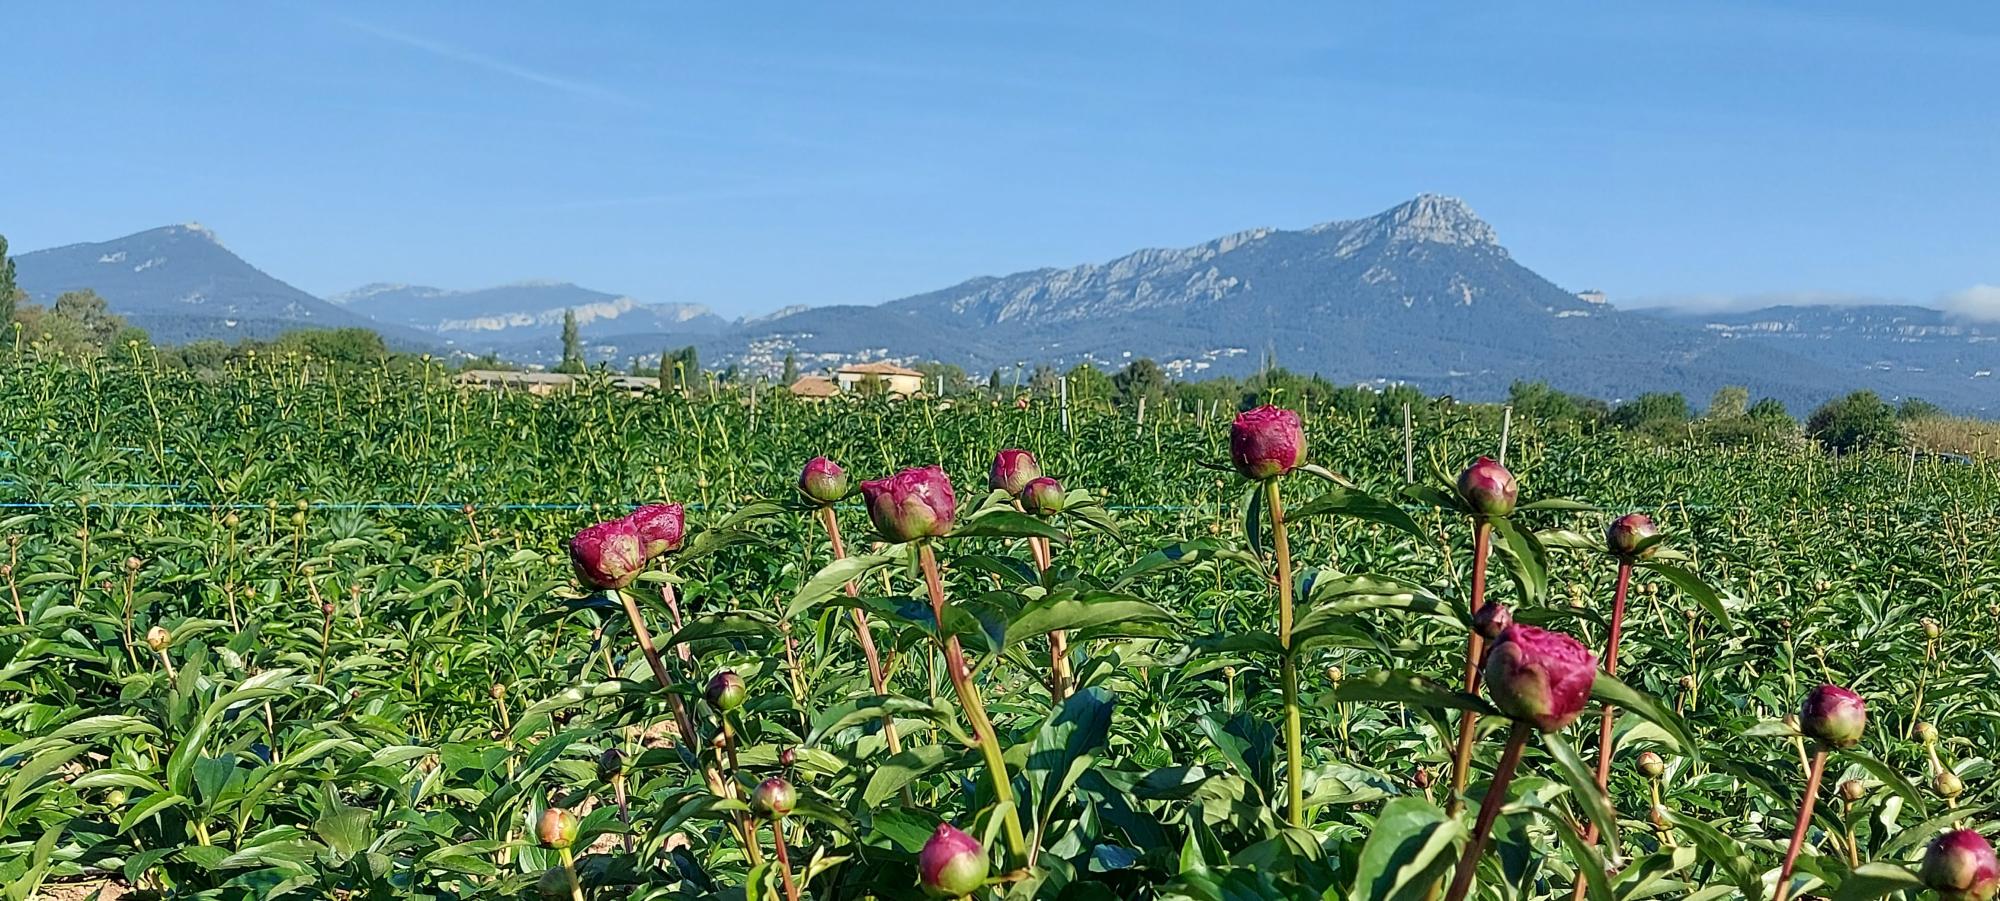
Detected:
left=860, top=466, right=957, bottom=542
left=1483, top=624, right=1598, bottom=731
left=1922, top=829, right=2000, bottom=901
left=1471, top=603, right=1512, bottom=640
left=1456, top=457, right=1518, bottom=517
left=1021, top=477, right=1065, bottom=516
left=1605, top=513, right=1659, bottom=559
left=919, top=823, right=989, bottom=898
left=799, top=456, right=851, bottom=504
left=536, top=808, right=579, bottom=850
left=569, top=518, right=647, bottom=590
left=1799, top=684, right=1866, bottom=750
left=750, top=776, right=797, bottom=820
left=626, top=504, right=686, bottom=558
left=705, top=670, right=747, bottom=712
left=989, top=449, right=1044, bottom=497
left=1229, top=405, right=1306, bottom=480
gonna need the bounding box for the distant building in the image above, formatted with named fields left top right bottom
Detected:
left=787, top=375, right=841, bottom=399
left=456, top=369, right=659, bottom=397
left=1576, top=289, right=1608, bottom=305
left=834, top=361, right=925, bottom=397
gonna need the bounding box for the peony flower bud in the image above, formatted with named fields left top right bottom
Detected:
left=537, top=808, right=579, bottom=850
left=1918, top=722, right=1940, bottom=745
left=780, top=747, right=797, bottom=768
left=1839, top=779, right=1868, bottom=803
left=705, top=670, right=747, bottom=712
left=597, top=748, right=625, bottom=781
left=860, top=466, right=956, bottom=542
left=626, top=504, right=686, bottom=558
left=1471, top=603, right=1512, bottom=641
left=1020, top=477, right=1065, bottom=516
left=1229, top=405, right=1306, bottom=480
left=988, top=449, right=1043, bottom=497
left=569, top=518, right=646, bottom=590
left=1456, top=457, right=1518, bottom=517
left=919, top=823, right=989, bottom=898
left=1938, top=771, right=1966, bottom=799
left=1637, top=751, right=1665, bottom=779
left=1483, top=624, right=1598, bottom=732
left=1798, top=684, right=1866, bottom=750
left=1604, top=513, right=1659, bottom=559
left=1650, top=804, right=1673, bottom=833
left=1922, top=829, right=2000, bottom=901
left=799, top=457, right=851, bottom=504
left=750, top=776, right=796, bottom=820
left=145, top=625, right=171, bottom=652
left=1924, top=617, right=1942, bottom=640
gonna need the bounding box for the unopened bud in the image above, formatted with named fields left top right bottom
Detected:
left=1637, top=751, right=1665, bottom=779
left=145, top=625, right=171, bottom=652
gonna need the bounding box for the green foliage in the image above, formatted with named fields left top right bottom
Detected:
left=0, top=353, right=1991, bottom=898
left=1896, top=397, right=1944, bottom=421
left=0, top=233, right=17, bottom=333
left=1808, top=389, right=1901, bottom=452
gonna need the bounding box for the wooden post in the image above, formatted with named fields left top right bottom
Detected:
left=1060, top=377, right=1071, bottom=435
left=1136, top=396, right=1146, bottom=429
left=1403, top=403, right=1415, bottom=483
left=1498, top=405, right=1513, bottom=466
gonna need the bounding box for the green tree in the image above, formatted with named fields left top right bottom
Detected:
left=1707, top=385, right=1749, bottom=419
left=1026, top=364, right=1060, bottom=398
left=986, top=368, right=1003, bottom=394
left=659, top=346, right=701, bottom=395
left=1112, top=358, right=1172, bottom=411
left=1897, top=397, right=1945, bottom=420
left=556, top=310, right=584, bottom=374
left=1806, top=390, right=1900, bottom=452
left=0, top=234, right=18, bottom=331
left=781, top=352, right=799, bottom=385
left=1747, top=398, right=1791, bottom=424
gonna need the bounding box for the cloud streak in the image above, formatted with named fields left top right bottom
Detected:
left=1941, top=284, right=2000, bottom=323
left=331, top=15, right=639, bottom=107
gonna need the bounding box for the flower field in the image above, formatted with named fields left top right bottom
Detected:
left=4, top=356, right=1999, bottom=900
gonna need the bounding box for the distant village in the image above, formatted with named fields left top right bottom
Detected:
left=455, top=359, right=927, bottom=399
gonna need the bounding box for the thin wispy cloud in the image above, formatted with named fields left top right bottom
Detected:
left=1942, top=285, right=2000, bottom=323
left=1624, top=291, right=1893, bottom=314
left=331, top=15, right=639, bottom=108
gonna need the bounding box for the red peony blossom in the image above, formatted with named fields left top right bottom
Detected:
left=1484, top=624, right=1598, bottom=731
left=1456, top=457, right=1518, bottom=517
left=1799, top=684, right=1866, bottom=750
left=860, top=466, right=957, bottom=542
left=989, top=449, right=1044, bottom=497
left=918, top=823, right=989, bottom=898
left=799, top=456, right=850, bottom=505
left=1229, top=405, right=1306, bottom=480
left=626, top=504, right=686, bottom=558
left=569, top=518, right=646, bottom=590
left=1922, top=828, right=2000, bottom=901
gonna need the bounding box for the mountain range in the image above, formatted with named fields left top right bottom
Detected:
left=11, top=198, right=1996, bottom=413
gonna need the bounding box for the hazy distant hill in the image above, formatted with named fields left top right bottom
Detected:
left=700, top=195, right=1999, bottom=413
left=330, top=281, right=725, bottom=353
left=15, top=202, right=1996, bottom=413
left=12, top=224, right=431, bottom=347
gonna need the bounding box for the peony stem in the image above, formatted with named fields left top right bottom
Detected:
left=1571, top=560, right=1632, bottom=901
left=771, top=821, right=802, bottom=901
left=1027, top=532, right=1073, bottom=701
left=559, top=846, right=584, bottom=901
left=817, top=506, right=902, bottom=755
left=611, top=588, right=701, bottom=759
left=1448, top=521, right=1495, bottom=815
left=919, top=542, right=1030, bottom=867
left=1773, top=750, right=1827, bottom=901
left=1265, top=477, right=1304, bottom=828
left=1444, top=720, right=1532, bottom=901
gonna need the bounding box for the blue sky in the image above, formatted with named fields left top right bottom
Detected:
left=4, top=2, right=1995, bottom=319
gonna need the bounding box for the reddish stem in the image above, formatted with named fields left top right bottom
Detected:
left=1445, top=720, right=1533, bottom=901
left=1571, top=561, right=1632, bottom=901
left=1448, top=521, right=1495, bottom=814
left=772, top=821, right=802, bottom=901
left=818, top=506, right=901, bottom=754
left=1773, top=750, right=1828, bottom=901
